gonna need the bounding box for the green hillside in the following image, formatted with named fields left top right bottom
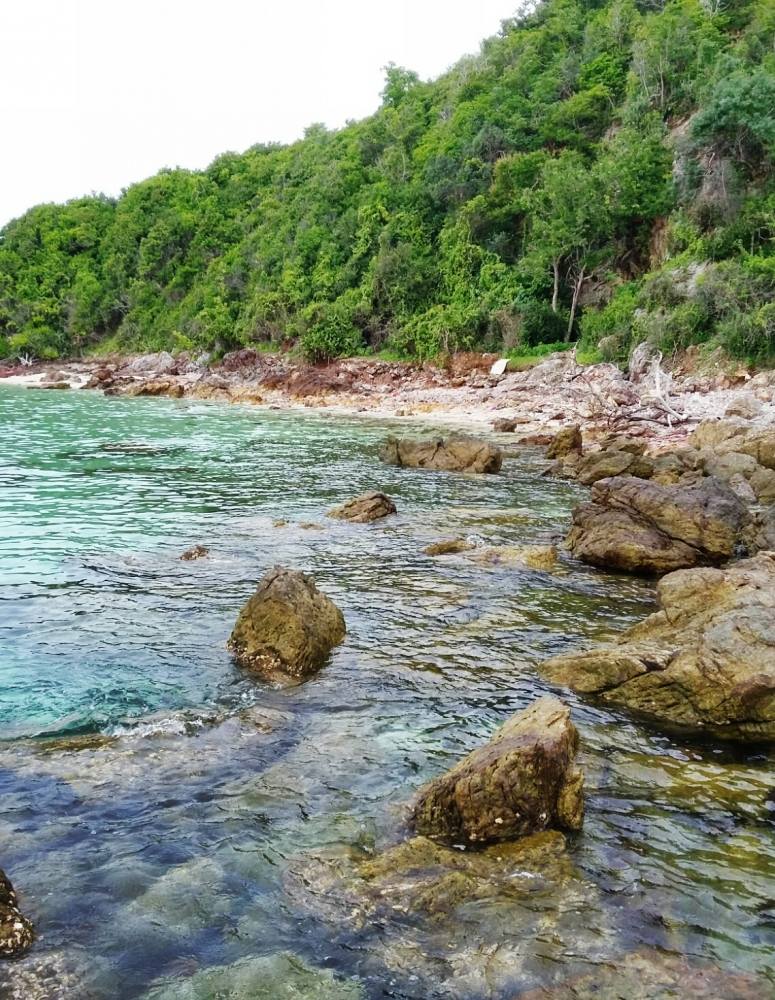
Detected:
left=1, top=0, right=773, bottom=365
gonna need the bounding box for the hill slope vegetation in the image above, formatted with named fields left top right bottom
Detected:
left=1, top=0, right=773, bottom=365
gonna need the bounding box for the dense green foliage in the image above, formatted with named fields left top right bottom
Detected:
left=1, top=0, right=773, bottom=364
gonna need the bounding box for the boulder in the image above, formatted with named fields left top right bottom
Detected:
left=492, top=417, right=518, bottom=433
left=380, top=435, right=502, bottom=474
left=725, top=394, right=763, bottom=419
left=0, top=869, right=34, bottom=959
left=690, top=421, right=775, bottom=471
left=546, top=425, right=582, bottom=459
left=228, top=567, right=345, bottom=681
left=124, top=379, right=184, bottom=399
left=410, top=696, right=583, bottom=845
left=566, top=476, right=751, bottom=575
left=327, top=491, right=397, bottom=523
left=574, top=448, right=652, bottom=486
left=542, top=552, right=775, bottom=741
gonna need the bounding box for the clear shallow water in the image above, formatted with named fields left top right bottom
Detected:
left=0, top=386, right=773, bottom=998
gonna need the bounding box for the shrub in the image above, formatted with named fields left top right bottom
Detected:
left=300, top=300, right=364, bottom=363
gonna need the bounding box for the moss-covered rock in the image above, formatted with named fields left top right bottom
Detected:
left=228, top=566, right=345, bottom=681
left=542, top=551, right=775, bottom=741
left=411, top=696, right=583, bottom=845
left=566, top=475, right=750, bottom=575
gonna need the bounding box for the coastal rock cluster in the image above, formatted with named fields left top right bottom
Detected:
left=379, top=434, right=503, bottom=474
left=542, top=553, right=775, bottom=741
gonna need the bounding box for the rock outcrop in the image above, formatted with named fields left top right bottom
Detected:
left=0, top=869, right=34, bottom=959
left=423, top=537, right=476, bottom=556
left=228, top=567, right=345, bottom=681
left=542, top=552, right=775, bottom=741
left=546, top=425, right=582, bottom=459
left=327, top=491, right=397, bottom=523
left=411, top=696, right=583, bottom=845
left=380, top=435, right=502, bottom=474
left=566, top=475, right=750, bottom=575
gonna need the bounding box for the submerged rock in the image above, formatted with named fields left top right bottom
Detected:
left=423, top=537, right=477, bottom=556
left=470, top=544, right=558, bottom=570
left=144, top=952, right=364, bottom=999
left=566, top=475, right=750, bottom=575
left=411, top=696, right=583, bottom=845
left=179, top=544, right=209, bottom=561
left=516, top=948, right=764, bottom=1000
left=542, top=551, right=775, bottom=741
left=380, top=435, right=502, bottom=474
left=327, top=491, right=397, bottom=523
left=0, top=869, right=34, bottom=959
left=228, top=566, right=345, bottom=681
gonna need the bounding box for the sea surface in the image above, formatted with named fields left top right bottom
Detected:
left=0, top=385, right=773, bottom=998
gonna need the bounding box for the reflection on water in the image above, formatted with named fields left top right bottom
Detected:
left=0, top=386, right=773, bottom=998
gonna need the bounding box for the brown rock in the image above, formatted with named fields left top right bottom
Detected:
left=492, top=417, right=518, bottom=432
left=542, top=552, right=775, bottom=741
left=379, top=435, right=502, bottom=474
left=566, top=475, right=751, bottom=575
left=546, top=425, right=582, bottom=459
left=410, top=696, right=583, bottom=845
left=470, top=544, right=558, bottom=570
left=228, top=567, right=345, bottom=681
left=327, top=491, right=397, bottom=523
left=180, top=544, right=209, bottom=561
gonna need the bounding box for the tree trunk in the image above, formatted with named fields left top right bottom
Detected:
left=551, top=259, right=560, bottom=313
left=566, top=265, right=585, bottom=342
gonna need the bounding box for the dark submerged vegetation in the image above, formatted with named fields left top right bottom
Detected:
left=1, top=0, right=773, bottom=365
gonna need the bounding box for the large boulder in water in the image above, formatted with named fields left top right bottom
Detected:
left=410, top=696, right=583, bottom=845
left=542, top=552, right=775, bottom=741
left=327, top=491, right=397, bottom=523
left=566, top=475, right=750, bottom=575
left=380, top=435, right=502, bottom=474
left=546, top=424, right=582, bottom=459
left=228, top=567, right=345, bottom=681
left=0, top=868, right=34, bottom=959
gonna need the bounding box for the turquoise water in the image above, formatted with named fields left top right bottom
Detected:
left=1, top=385, right=773, bottom=998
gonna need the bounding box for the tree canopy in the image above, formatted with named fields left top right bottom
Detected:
left=1, top=0, right=773, bottom=364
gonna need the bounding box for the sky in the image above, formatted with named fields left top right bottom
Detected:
left=0, top=0, right=521, bottom=226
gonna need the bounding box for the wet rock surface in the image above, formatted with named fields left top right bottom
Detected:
left=411, top=696, right=584, bottom=844
left=228, top=566, right=345, bottom=681
left=179, top=544, right=209, bottom=561
left=327, top=491, right=397, bottom=523
left=566, top=475, right=751, bottom=575
left=380, top=434, right=503, bottom=474
left=0, top=868, right=34, bottom=959
left=542, top=551, right=775, bottom=741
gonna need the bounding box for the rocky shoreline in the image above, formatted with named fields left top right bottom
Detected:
left=2, top=348, right=774, bottom=995
left=3, top=344, right=775, bottom=447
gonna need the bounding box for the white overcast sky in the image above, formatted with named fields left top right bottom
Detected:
left=0, top=0, right=520, bottom=226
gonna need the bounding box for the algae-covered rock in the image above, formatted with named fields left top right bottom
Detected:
left=0, top=868, right=34, bottom=959
left=143, top=952, right=363, bottom=999
left=228, top=566, right=345, bottom=680
left=423, top=537, right=477, bottom=556
left=469, top=544, right=558, bottom=570
left=380, top=435, right=502, bottom=474
left=327, top=491, right=396, bottom=523
left=546, top=425, right=582, bottom=459
left=566, top=475, right=750, bottom=575
left=542, top=551, right=775, bottom=741
left=411, top=696, right=583, bottom=845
